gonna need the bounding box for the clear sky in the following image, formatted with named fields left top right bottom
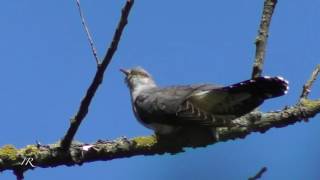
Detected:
left=0, top=1, right=319, bottom=180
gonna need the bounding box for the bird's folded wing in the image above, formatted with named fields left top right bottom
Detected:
left=135, top=85, right=219, bottom=126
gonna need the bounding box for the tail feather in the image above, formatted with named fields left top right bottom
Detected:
left=190, top=76, right=289, bottom=117
left=222, top=76, right=289, bottom=99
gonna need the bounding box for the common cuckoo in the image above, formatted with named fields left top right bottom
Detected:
left=121, top=67, right=289, bottom=135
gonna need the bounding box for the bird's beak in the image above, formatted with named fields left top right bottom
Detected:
left=120, top=68, right=130, bottom=76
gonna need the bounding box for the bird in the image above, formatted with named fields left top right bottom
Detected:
left=121, top=67, right=289, bottom=135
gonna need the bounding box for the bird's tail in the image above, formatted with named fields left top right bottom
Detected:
left=192, top=76, right=289, bottom=118
left=222, top=76, right=289, bottom=99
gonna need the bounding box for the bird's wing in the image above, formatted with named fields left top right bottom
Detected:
left=135, top=85, right=220, bottom=126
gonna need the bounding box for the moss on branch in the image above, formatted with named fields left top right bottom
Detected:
left=0, top=99, right=319, bottom=172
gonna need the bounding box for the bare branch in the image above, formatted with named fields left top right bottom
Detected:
left=60, top=0, right=135, bottom=151
left=100, top=0, right=134, bottom=69
left=76, top=0, right=99, bottom=65
left=1, top=98, right=319, bottom=172
left=251, top=0, right=277, bottom=78
left=248, top=167, right=267, bottom=180
left=300, top=64, right=320, bottom=99
left=13, top=168, right=24, bottom=180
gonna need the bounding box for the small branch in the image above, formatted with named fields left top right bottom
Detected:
left=300, top=64, right=320, bottom=99
left=13, top=169, right=24, bottom=180
left=100, top=0, right=134, bottom=69
left=60, top=0, right=134, bottom=151
left=248, top=167, right=267, bottom=180
left=1, top=99, right=319, bottom=172
left=251, top=0, right=278, bottom=78
left=76, top=0, right=99, bottom=65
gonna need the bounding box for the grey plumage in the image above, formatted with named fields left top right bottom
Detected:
left=121, top=67, right=289, bottom=135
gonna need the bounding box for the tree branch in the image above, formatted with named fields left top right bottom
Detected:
left=1, top=97, right=319, bottom=172
left=300, top=64, right=320, bottom=99
left=13, top=168, right=24, bottom=180
left=76, top=0, right=100, bottom=65
left=60, top=0, right=134, bottom=151
left=248, top=167, right=267, bottom=180
left=251, top=0, right=277, bottom=78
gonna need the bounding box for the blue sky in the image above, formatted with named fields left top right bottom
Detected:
left=0, top=1, right=319, bottom=179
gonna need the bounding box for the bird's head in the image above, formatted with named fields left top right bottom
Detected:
left=120, top=67, right=157, bottom=91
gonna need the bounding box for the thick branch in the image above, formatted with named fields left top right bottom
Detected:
left=251, top=0, right=277, bottom=78
left=300, top=64, right=320, bottom=99
left=60, top=0, right=134, bottom=150
left=1, top=99, right=319, bottom=172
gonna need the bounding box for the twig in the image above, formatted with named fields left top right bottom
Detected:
left=248, top=167, right=267, bottom=180
left=251, top=0, right=278, bottom=78
left=76, top=0, right=100, bottom=65
left=300, top=64, right=320, bottom=99
left=100, top=0, right=134, bottom=69
left=13, top=169, right=24, bottom=180
left=60, top=0, right=134, bottom=151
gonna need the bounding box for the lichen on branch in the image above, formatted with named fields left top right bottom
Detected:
left=1, top=98, right=319, bottom=172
